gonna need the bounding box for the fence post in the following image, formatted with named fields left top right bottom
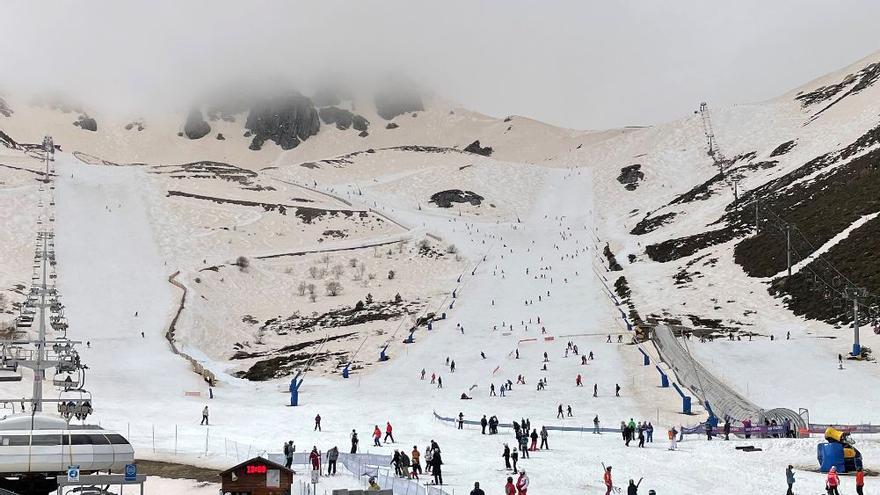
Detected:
left=205, top=427, right=209, bottom=455
left=174, top=425, right=178, bottom=455
left=152, top=425, right=155, bottom=453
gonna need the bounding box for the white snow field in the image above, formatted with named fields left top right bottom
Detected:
left=30, top=155, right=858, bottom=495
left=3, top=50, right=880, bottom=494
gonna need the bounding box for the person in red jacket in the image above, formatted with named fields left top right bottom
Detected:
left=309, top=446, right=321, bottom=473
left=826, top=466, right=840, bottom=495
left=576, top=374, right=583, bottom=387
left=505, top=476, right=516, bottom=495
left=373, top=425, right=382, bottom=447
left=603, top=465, right=613, bottom=495
left=856, top=466, right=865, bottom=495
left=385, top=422, right=395, bottom=443
left=516, top=470, right=529, bottom=495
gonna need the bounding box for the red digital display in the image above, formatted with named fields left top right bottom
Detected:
left=246, top=465, right=267, bottom=475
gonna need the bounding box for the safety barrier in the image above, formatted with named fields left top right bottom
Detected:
left=268, top=452, right=451, bottom=495
left=433, top=411, right=622, bottom=434
left=651, top=324, right=805, bottom=429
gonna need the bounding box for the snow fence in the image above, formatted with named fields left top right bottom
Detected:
left=268, top=452, right=451, bottom=495
left=651, top=324, right=805, bottom=429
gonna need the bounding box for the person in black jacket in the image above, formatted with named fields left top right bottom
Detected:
left=481, top=415, right=488, bottom=434
left=350, top=430, right=359, bottom=454
left=431, top=449, right=443, bottom=485
left=470, top=481, right=486, bottom=495
left=502, top=444, right=511, bottom=469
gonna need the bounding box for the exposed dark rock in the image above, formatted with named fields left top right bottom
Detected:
left=795, top=62, right=880, bottom=118
left=429, top=189, right=484, bottom=208
left=124, top=120, right=145, bottom=131
left=375, top=84, right=424, bottom=120
left=73, top=114, right=97, bottom=132
left=183, top=108, right=211, bottom=139
left=0, top=130, right=19, bottom=149
left=385, top=122, right=399, bottom=129
left=770, top=140, right=797, bottom=157
left=0, top=97, right=12, bottom=117
left=603, top=243, right=623, bottom=271
left=358, top=130, right=369, bottom=138
left=464, top=140, right=493, bottom=156
left=319, top=106, right=353, bottom=130
left=352, top=114, right=369, bottom=132
left=617, top=164, right=644, bottom=190
left=631, top=212, right=676, bottom=235
left=216, top=133, right=225, bottom=140
left=245, top=93, right=320, bottom=150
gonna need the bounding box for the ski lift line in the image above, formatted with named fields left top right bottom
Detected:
left=758, top=203, right=879, bottom=301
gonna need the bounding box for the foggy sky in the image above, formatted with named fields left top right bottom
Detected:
left=1, top=0, right=878, bottom=129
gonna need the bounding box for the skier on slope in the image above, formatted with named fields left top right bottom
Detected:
left=385, top=422, right=395, bottom=443
left=350, top=430, right=359, bottom=453
left=373, top=425, right=382, bottom=447
left=603, top=465, right=614, bottom=495
left=502, top=444, right=511, bottom=469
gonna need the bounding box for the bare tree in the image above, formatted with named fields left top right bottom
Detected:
left=309, top=292, right=317, bottom=303
left=297, top=281, right=307, bottom=296
left=325, top=280, right=343, bottom=296
left=307, top=283, right=316, bottom=295
left=349, top=257, right=358, bottom=268
left=355, top=263, right=366, bottom=281
left=308, top=266, right=320, bottom=279
left=321, top=254, right=331, bottom=267
left=332, top=264, right=345, bottom=279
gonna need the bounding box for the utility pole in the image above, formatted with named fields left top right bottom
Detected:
left=843, top=287, right=866, bottom=356
left=786, top=225, right=791, bottom=278
left=755, top=203, right=759, bottom=232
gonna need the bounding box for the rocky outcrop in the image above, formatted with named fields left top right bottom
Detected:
left=184, top=108, right=211, bottom=139
left=464, top=140, right=493, bottom=156
left=124, top=120, right=145, bottom=131
left=318, top=106, right=370, bottom=132
left=73, top=114, right=97, bottom=132
left=429, top=190, right=484, bottom=208
left=386, top=122, right=399, bottom=129
left=617, top=164, right=644, bottom=191
left=0, top=96, right=12, bottom=117
left=245, top=93, right=320, bottom=151
left=375, top=85, right=424, bottom=120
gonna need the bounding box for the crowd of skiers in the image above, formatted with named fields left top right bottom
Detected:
left=619, top=419, right=655, bottom=448
left=389, top=440, right=445, bottom=485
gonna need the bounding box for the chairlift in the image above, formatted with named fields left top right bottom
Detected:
left=52, top=371, right=80, bottom=391
left=57, top=389, right=93, bottom=421
left=0, top=361, right=21, bottom=383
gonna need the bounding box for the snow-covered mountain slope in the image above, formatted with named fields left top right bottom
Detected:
left=3, top=49, right=880, bottom=494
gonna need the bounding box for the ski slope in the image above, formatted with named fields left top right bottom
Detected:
left=39, top=154, right=866, bottom=494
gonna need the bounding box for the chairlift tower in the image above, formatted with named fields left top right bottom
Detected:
left=699, top=102, right=726, bottom=175
left=843, top=286, right=867, bottom=356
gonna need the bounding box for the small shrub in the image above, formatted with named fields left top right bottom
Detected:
left=394, top=293, right=403, bottom=303
left=365, top=293, right=374, bottom=304
left=236, top=256, right=250, bottom=271
left=355, top=300, right=365, bottom=310
left=325, top=280, right=343, bottom=296
left=349, top=258, right=358, bottom=268
left=388, top=270, right=396, bottom=280
left=446, top=244, right=458, bottom=254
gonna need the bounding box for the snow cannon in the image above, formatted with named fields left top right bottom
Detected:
left=817, top=427, right=863, bottom=473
